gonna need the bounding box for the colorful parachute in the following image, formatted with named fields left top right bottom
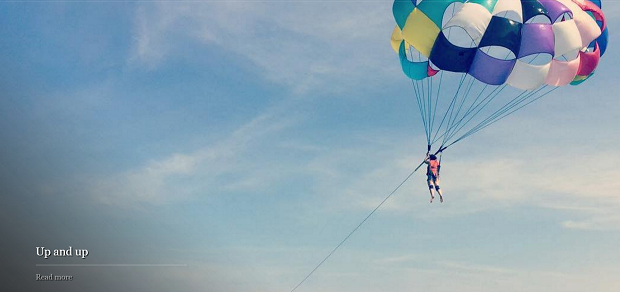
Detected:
left=391, top=0, right=607, bottom=153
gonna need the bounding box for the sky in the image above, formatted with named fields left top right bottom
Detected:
left=1, top=1, right=620, bottom=292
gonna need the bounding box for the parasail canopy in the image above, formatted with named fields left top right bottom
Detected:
left=391, top=0, right=608, bottom=153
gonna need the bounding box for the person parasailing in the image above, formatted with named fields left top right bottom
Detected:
left=424, top=153, right=443, bottom=203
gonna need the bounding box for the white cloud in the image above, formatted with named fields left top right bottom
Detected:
left=129, top=2, right=399, bottom=94
left=562, top=212, right=620, bottom=230
left=77, top=91, right=619, bottom=227
left=88, top=105, right=300, bottom=208
left=282, top=251, right=620, bottom=292
left=131, top=5, right=176, bottom=68
left=374, top=253, right=423, bottom=264
left=284, top=131, right=620, bottom=228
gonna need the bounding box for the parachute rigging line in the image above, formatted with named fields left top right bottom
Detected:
left=457, top=88, right=545, bottom=141
left=411, top=78, right=429, bottom=143
left=427, top=77, right=434, bottom=139
left=450, top=86, right=559, bottom=147
left=441, top=76, right=478, bottom=146
left=430, top=71, right=443, bottom=134
left=430, top=74, right=483, bottom=146
left=441, top=54, right=564, bottom=144
left=440, top=84, right=509, bottom=146
left=289, top=159, right=428, bottom=292
left=410, top=67, right=559, bottom=154
left=408, top=47, right=430, bottom=145
left=439, top=45, right=514, bottom=147
left=448, top=85, right=508, bottom=139
left=429, top=73, right=468, bottom=145
left=425, top=76, right=557, bottom=153
left=437, top=82, right=492, bottom=144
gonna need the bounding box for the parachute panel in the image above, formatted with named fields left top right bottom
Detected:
left=402, top=8, right=441, bottom=57
left=507, top=61, right=551, bottom=90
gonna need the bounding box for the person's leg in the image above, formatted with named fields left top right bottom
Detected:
left=434, top=177, right=443, bottom=203
left=427, top=177, right=435, bottom=203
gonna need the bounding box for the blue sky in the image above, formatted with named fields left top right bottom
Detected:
left=1, top=1, right=620, bottom=292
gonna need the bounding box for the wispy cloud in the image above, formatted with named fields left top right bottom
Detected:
left=374, top=253, right=423, bottom=264
left=289, top=133, right=620, bottom=228
left=130, top=2, right=398, bottom=94
left=436, top=260, right=517, bottom=275
left=562, top=212, right=620, bottom=230
left=88, top=104, right=300, bottom=208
